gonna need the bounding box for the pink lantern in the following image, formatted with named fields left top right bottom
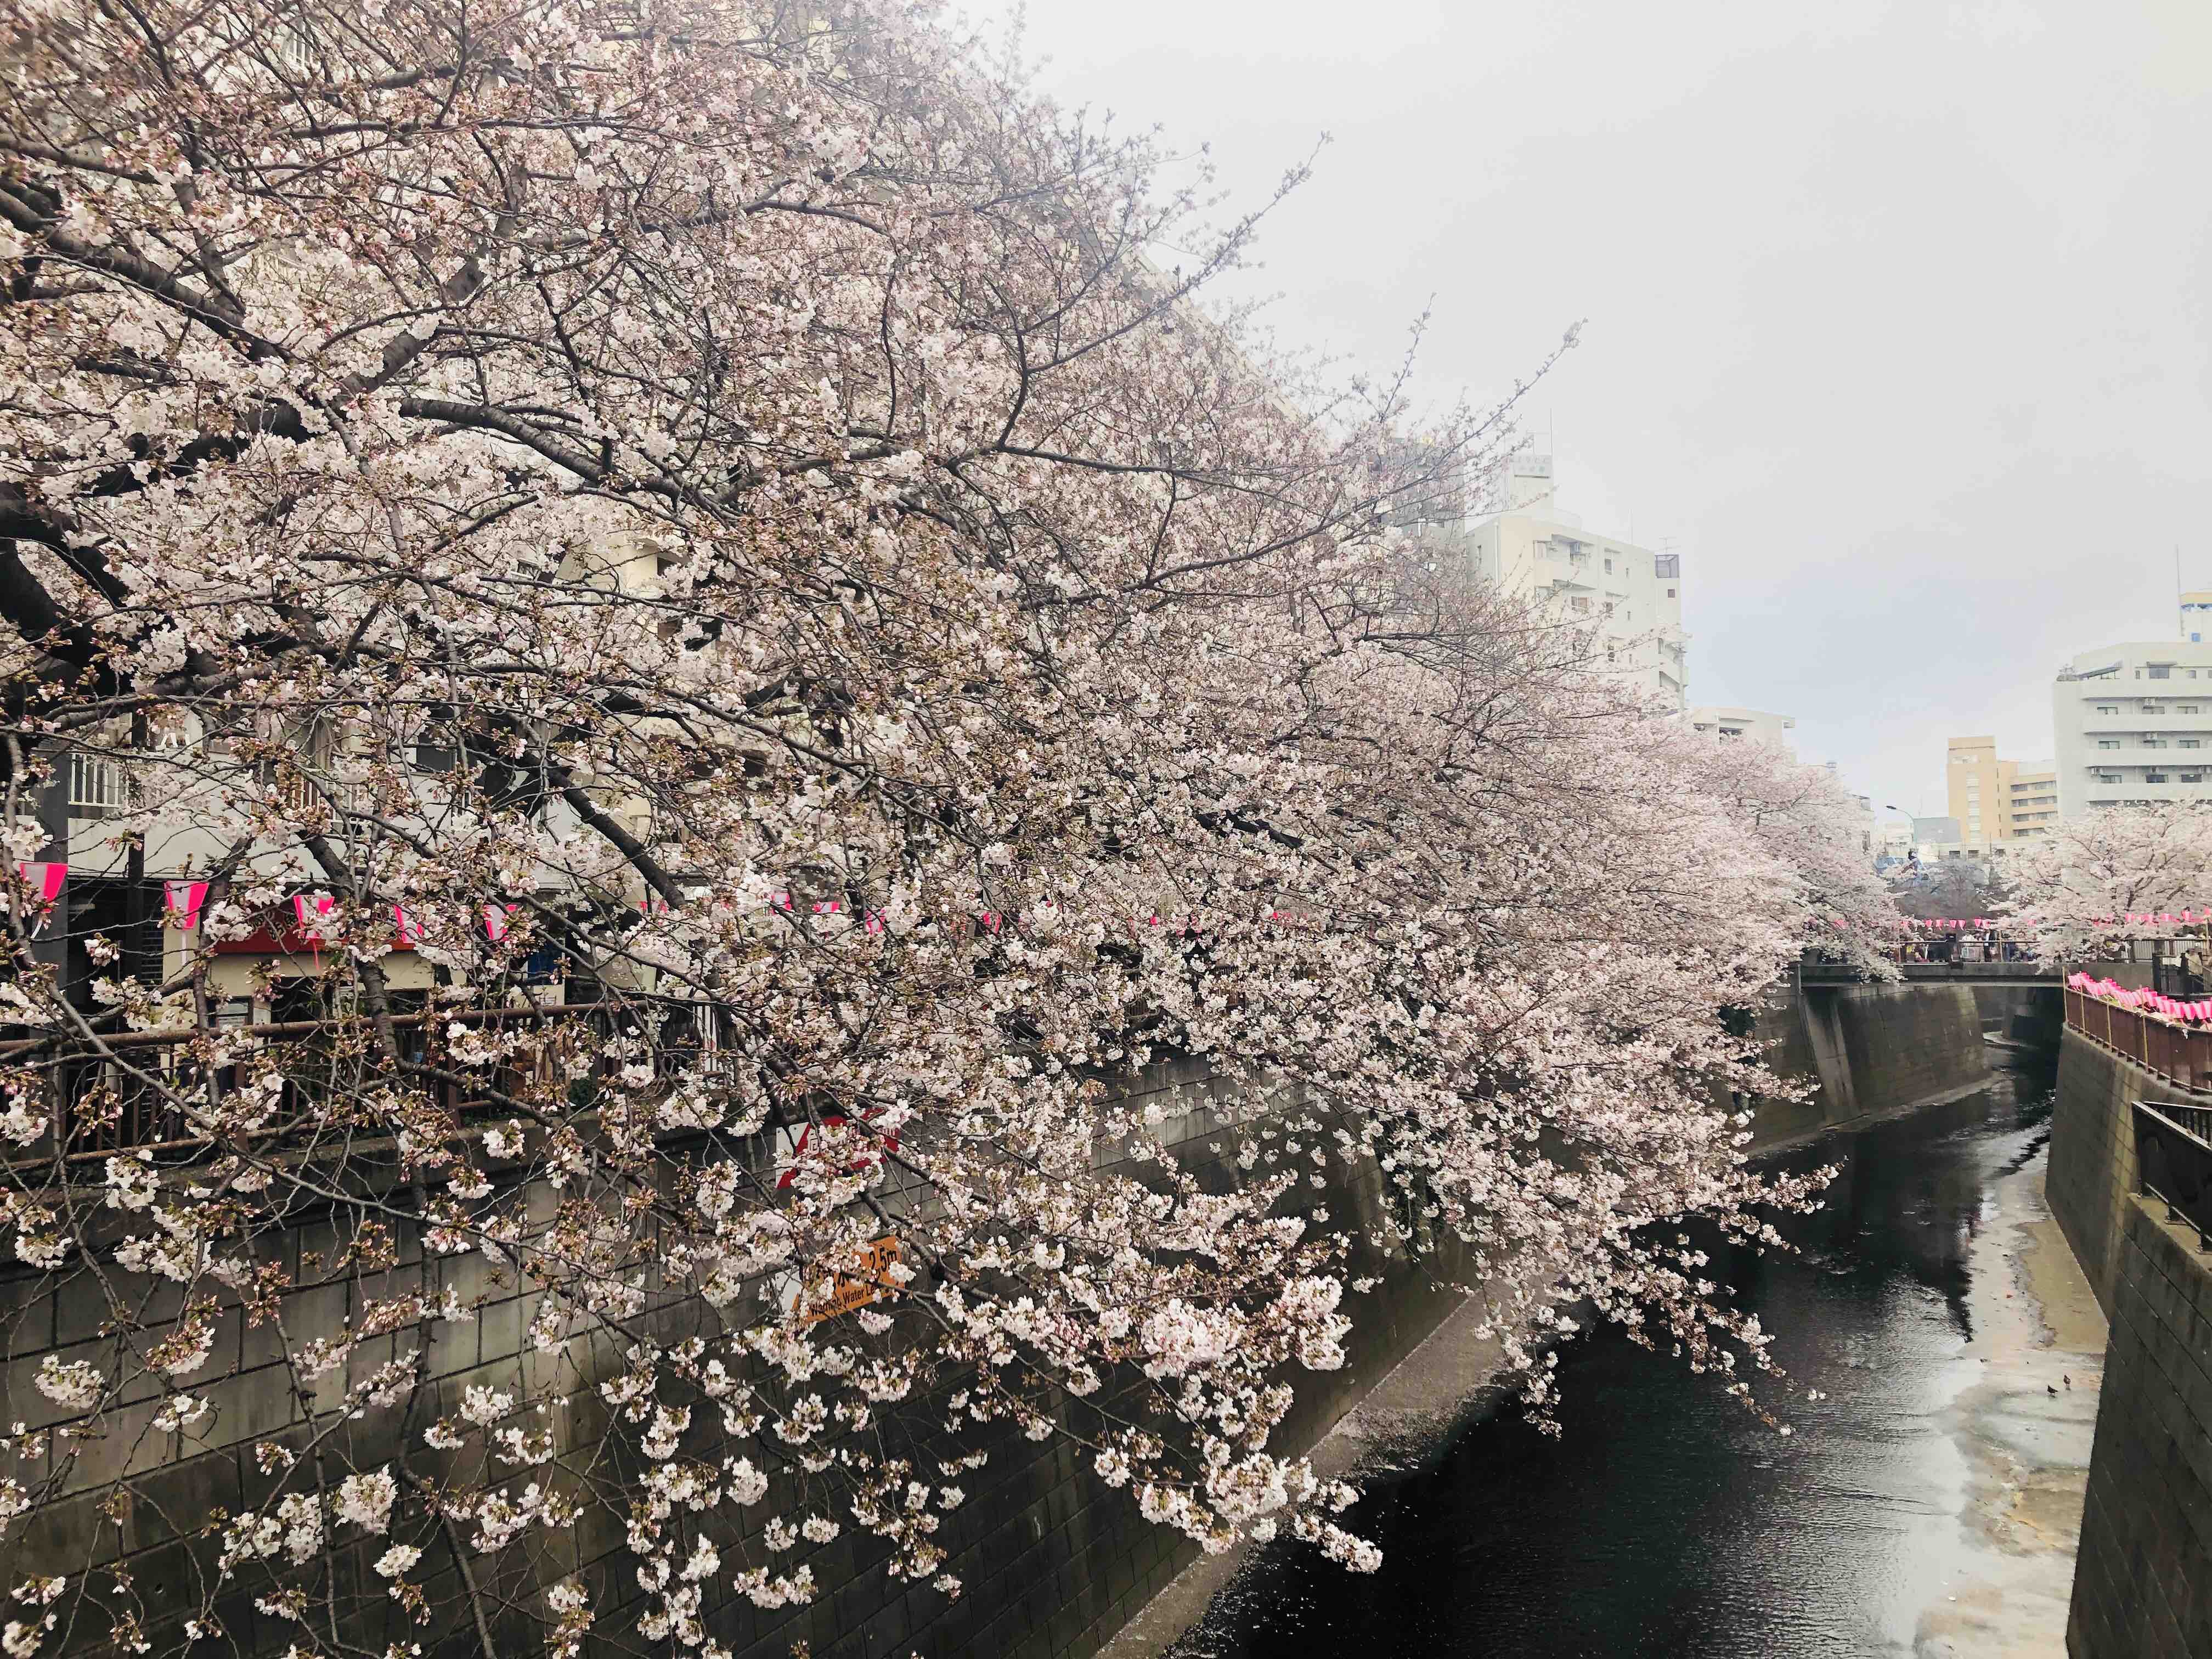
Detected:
left=165, top=879, right=210, bottom=932
left=291, top=891, right=336, bottom=941
left=14, top=861, right=64, bottom=937
left=484, top=902, right=518, bottom=941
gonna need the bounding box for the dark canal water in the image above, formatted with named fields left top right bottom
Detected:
left=1179, top=1059, right=2059, bottom=1659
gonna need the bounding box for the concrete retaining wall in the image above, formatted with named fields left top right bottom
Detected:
left=3, top=985, right=2012, bottom=1659
left=2046, top=1031, right=2212, bottom=1658
left=1751, top=980, right=1991, bottom=1143
left=2066, top=1195, right=2212, bottom=1659
left=0, top=1062, right=1476, bottom=1659
left=2050, top=1030, right=2164, bottom=1310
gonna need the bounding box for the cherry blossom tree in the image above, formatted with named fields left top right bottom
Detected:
left=2004, top=804, right=2212, bottom=956
left=1664, top=732, right=1901, bottom=979
left=0, top=1, right=1838, bottom=1654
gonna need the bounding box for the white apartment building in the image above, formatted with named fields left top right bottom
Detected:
left=1688, top=706, right=1796, bottom=754
left=1465, top=454, right=1689, bottom=709
left=2053, top=640, right=2212, bottom=818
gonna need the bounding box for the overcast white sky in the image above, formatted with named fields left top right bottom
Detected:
left=961, top=0, right=2212, bottom=821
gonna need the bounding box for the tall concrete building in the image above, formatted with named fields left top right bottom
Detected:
left=2054, top=641, right=2212, bottom=818
left=1688, top=706, right=1796, bottom=754
left=1945, top=735, right=2058, bottom=850
left=1466, top=453, right=1689, bottom=709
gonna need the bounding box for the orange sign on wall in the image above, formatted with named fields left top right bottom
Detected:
left=792, top=1236, right=902, bottom=1325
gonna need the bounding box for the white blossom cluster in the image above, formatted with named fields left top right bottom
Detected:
left=0, top=0, right=1878, bottom=1651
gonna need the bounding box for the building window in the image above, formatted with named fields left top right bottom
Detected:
left=2186, top=773, right=2205, bottom=783
left=2183, top=740, right=2202, bottom=750
left=2143, top=701, right=2163, bottom=712
left=2095, top=704, right=2120, bottom=714
left=2145, top=738, right=2168, bottom=748
left=2095, top=771, right=2122, bottom=782
left=2181, top=706, right=2201, bottom=714
left=2147, top=771, right=2170, bottom=782
left=69, top=752, right=125, bottom=814
left=2150, top=664, right=2174, bottom=679
left=1604, top=558, right=1613, bottom=574
left=2098, top=740, right=2120, bottom=749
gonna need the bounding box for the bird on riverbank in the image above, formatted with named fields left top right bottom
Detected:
left=2047, top=1384, right=2058, bottom=1396
left=2064, top=1374, right=2072, bottom=1389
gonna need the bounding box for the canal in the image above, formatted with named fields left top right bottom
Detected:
left=1175, top=1057, right=2105, bottom=1658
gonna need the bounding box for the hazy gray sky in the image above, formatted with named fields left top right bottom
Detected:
left=966, top=0, right=2212, bottom=820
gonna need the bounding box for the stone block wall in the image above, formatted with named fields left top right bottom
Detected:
left=0, top=1177, right=583, bottom=1659
left=2050, top=1029, right=2154, bottom=1310
left=2065, top=1197, right=2212, bottom=1659
left=0, top=1059, right=1476, bottom=1659
left=2044, top=1027, right=2212, bottom=1658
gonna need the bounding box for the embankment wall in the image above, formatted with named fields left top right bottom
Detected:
left=2046, top=1031, right=2212, bottom=1659
left=5, top=985, right=2011, bottom=1659
left=0, top=1061, right=1475, bottom=1659
left=1751, top=980, right=1990, bottom=1143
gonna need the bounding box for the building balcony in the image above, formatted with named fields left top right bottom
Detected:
left=2082, top=746, right=2212, bottom=767
left=2074, top=708, right=2212, bottom=730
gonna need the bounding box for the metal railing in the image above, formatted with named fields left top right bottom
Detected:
left=2067, top=987, right=2212, bottom=1092
left=2134, top=1101, right=2212, bottom=1250
left=1, top=1001, right=743, bottom=1163
left=1802, top=958, right=2058, bottom=982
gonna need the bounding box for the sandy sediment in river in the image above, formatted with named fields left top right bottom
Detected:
left=1911, top=1146, right=2106, bottom=1658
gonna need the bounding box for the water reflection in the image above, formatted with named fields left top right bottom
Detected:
left=1181, top=1062, right=2057, bottom=1659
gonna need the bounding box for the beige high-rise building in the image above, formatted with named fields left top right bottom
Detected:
left=1945, top=736, right=2059, bottom=851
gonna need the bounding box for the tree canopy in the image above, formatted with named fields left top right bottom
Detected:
left=0, top=1, right=1878, bottom=1650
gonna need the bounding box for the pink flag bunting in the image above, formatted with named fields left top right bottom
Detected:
left=15, top=862, right=64, bottom=937
left=165, top=880, right=210, bottom=931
